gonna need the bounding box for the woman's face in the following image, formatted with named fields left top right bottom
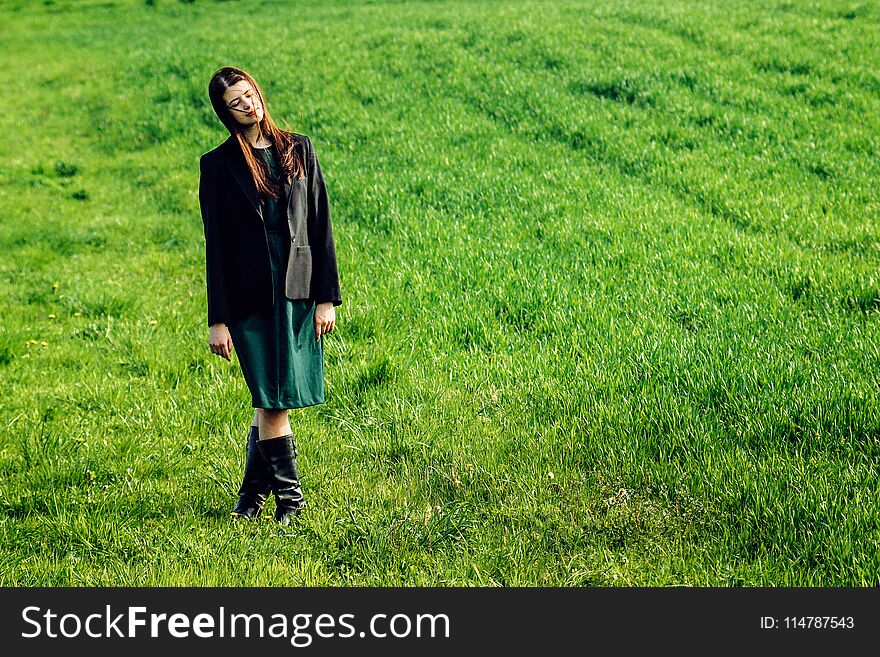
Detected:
left=222, top=80, right=264, bottom=127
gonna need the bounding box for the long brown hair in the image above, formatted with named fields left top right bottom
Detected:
left=207, top=66, right=306, bottom=201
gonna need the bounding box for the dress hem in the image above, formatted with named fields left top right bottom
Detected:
left=251, top=397, right=325, bottom=410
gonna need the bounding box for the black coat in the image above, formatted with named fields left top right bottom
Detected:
left=198, top=132, right=342, bottom=327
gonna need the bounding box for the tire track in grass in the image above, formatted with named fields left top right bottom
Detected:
left=605, top=1, right=880, bottom=104
left=447, top=22, right=774, bottom=243
left=440, top=15, right=880, bottom=323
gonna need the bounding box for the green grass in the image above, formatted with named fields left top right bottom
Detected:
left=1, top=0, right=878, bottom=585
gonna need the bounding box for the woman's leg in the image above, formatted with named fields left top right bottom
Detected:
left=256, top=408, right=291, bottom=440
left=255, top=408, right=305, bottom=524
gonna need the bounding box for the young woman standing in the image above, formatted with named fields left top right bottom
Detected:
left=198, top=66, right=342, bottom=525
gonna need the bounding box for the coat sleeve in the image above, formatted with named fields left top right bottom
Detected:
left=199, top=153, right=232, bottom=327
left=305, top=135, right=343, bottom=307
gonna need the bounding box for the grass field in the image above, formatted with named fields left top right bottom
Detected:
left=1, top=0, right=878, bottom=586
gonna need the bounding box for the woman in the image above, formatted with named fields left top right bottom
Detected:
left=198, top=66, right=342, bottom=525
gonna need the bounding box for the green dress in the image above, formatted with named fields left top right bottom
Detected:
left=228, top=143, right=325, bottom=409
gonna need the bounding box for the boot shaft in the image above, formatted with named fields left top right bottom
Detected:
left=256, top=433, right=306, bottom=523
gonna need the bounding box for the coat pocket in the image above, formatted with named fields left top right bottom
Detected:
left=287, top=177, right=309, bottom=246
left=285, top=245, right=313, bottom=300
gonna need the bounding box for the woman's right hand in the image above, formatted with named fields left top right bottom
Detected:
left=209, top=323, right=233, bottom=361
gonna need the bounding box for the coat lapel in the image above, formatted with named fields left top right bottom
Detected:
left=220, top=136, right=295, bottom=223
left=221, top=137, right=262, bottom=220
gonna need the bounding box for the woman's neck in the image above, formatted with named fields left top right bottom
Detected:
left=242, top=124, right=270, bottom=148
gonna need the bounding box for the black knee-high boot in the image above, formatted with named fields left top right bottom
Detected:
left=256, top=433, right=306, bottom=525
left=231, top=425, right=272, bottom=520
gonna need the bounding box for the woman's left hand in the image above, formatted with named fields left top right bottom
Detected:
left=314, top=302, right=336, bottom=341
